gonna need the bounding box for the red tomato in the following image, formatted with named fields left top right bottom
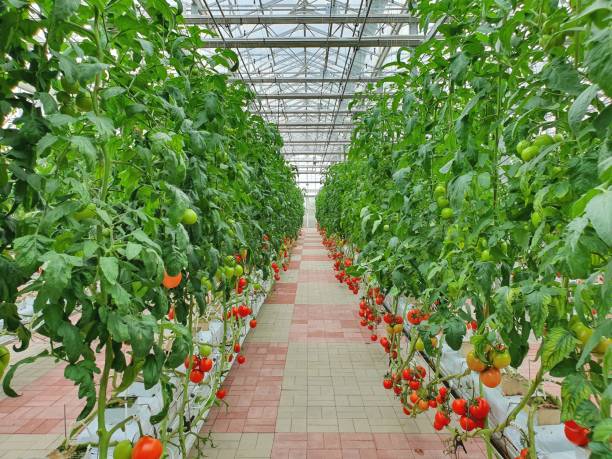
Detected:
left=393, top=385, right=402, bottom=395
left=383, top=379, right=393, bottom=389
left=189, top=369, right=204, bottom=384
left=428, top=399, right=437, bottom=408
left=564, top=420, right=590, bottom=446
left=167, top=307, right=175, bottom=320
left=434, top=411, right=450, bottom=426
left=249, top=319, right=257, bottom=328
left=402, top=368, right=411, bottom=380
left=234, top=343, right=241, bottom=353
left=469, top=397, right=490, bottom=420
left=237, top=355, right=246, bottom=365
left=402, top=406, right=411, bottom=416
left=433, top=420, right=445, bottom=431
left=132, top=436, right=163, bottom=459
left=459, top=415, right=476, bottom=431
left=370, top=334, right=378, bottom=342
left=184, top=355, right=198, bottom=369
left=439, top=387, right=448, bottom=399
left=198, top=358, right=213, bottom=372
left=216, top=389, right=227, bottom=399
left=409, top=380, right=420, bottom=390
left=452, top=399, right=467, bottom=416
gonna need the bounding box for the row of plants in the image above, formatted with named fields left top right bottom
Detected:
left=317, top=0, right=610, bottom=458
left=0, top=0, right=303, bottom=457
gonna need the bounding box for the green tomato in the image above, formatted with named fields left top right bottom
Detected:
left=75, top=92, right=93, bottom=112
left=553, top=133, right=564, bottom=143
left=441, top=207, right=454, bottom=220
left=234, top=264, right=244, bottom=277
left=60, top=101, right=78, bottom=116
left=415, top=338, right=424, bottom=351
left=224, top=266, right=235, bottom=279
left=575, top=326, right=593, bottom=346
left=594, top=338, right=611, bottom=355
left=199, top=344, right=212, bottom=357
left=74, top=203, right=97, bottom=221
left=516, top=140, right=530, bottom=154
left=61, top=77, right=80, bottom=94
left=56, top=91, right=71, bottom=105
left=201, top=277, right=213, bottom=291
left=533, top=134, right=554, bottom=148
left=531, top=211, right=542, bottom=227
left=521, top=145, right=539, bottom=162
left=181, top=208, right=198, bottom=225
left=480, top=250, right=491, bottom=262
left=383, top=224, right=390, bottom=232
left=436, top=196, right=449, bottom=208
left=113, top=440, right=132, bottom=459
left=225, top=255, right=236, bottom=266
left=434, top=185, right=446, bottom=197
left=0, top=345, right=9, bottom=367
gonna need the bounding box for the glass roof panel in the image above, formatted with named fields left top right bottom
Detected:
left=182, top=0, right=427, bottom=194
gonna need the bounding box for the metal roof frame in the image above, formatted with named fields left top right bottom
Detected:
left=188, top=0, right=428, bottom=193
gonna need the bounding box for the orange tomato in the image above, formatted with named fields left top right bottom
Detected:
left=480, top=367, right=502, bottom=388
left=466, top=351, right=487, bottom=372
left=162, top=271, right=182, bottom=289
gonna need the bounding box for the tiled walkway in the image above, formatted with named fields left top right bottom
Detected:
left=195, top=228, right=488, bottom=459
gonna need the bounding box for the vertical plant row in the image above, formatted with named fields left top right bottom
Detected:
left=1, top=0, right=303, bottom=456
left=317, top=0, right=610, bottom=457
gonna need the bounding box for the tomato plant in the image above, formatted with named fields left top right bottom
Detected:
left=317, top=1, right=610, bottom=457
left=0, top=0, right=303, bottom=456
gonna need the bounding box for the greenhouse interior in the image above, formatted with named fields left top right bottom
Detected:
left=0, top=0, right=610, bottom=458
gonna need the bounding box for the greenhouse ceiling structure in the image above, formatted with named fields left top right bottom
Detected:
left=182, top=0, right=432, bottom=196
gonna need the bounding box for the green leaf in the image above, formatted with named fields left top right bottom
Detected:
left=107, top=312, right=130, bottom=342
left=143, top=353, right=161, bottom=389
left=128, top=317, right=155, bottom=358
left=586, top=29, right=612, bottom=97
left=2, top=350, right=50, bottom=397
left=568, top=84, right=600, bottom=132
left=70, top=136, right=97, bottom=166
left=64, top=360, right=98, bottom=421
left=443, top=316, right=466, bottom=351
left=585, top=190, right=612, bottom=246
left=561, top=373, right=592, bottom=420
left=58, top=322, right=82, bottom=363
left=36, top=134, right=59, bottom=155
left=52, top=0, right=80, bottom=19
left=125, top=242, right=143, bottom=260
left=12, top=235, right=51, bottom=271
left=574, top=399, right=601, bottom=427
left=99, top=256, right=118, bottom=285
left=47, top=113, right=76, bottom=127
left=85, top=113, right=115, bottom=139
left=75, top=63, right=109, bottom=83
left=101, top=87, right=126, bottom=99
left=542, top=327, right=577, bottom=370
left=593, top=419, right=612, bottom=442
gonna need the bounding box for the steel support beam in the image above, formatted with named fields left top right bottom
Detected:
left=276, top=123, right=353, bottom=128
left=201, top=36, right=423, bottom=48
left=185, top=14, right=419, bottom=25
left=282, top=140, right=349, bottom=144
left=260, top=110, right=360, bottom=115
left=233, top=77, right=380, bottom=83
left=258, top=93, right=373, bottom=99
